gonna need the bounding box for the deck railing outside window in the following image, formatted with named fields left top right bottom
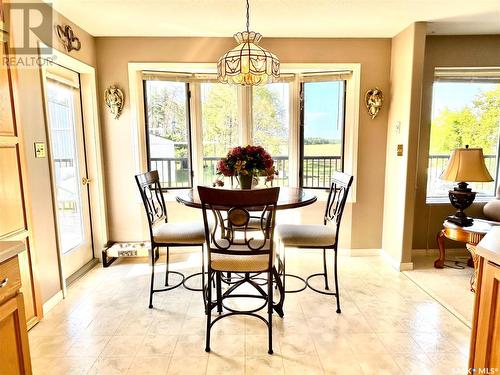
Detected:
left=149, top=155, right=343, bottom=188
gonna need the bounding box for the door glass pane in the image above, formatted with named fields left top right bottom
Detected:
left=145, top=80, right=191, bottom=188
left=302, top=80, right=345, bottom=188
left=200, top=83, right=239, bottom=185
left=46, top=81, right=84, bottom=253
left=252, top=83, right=290, bottom=186
left=427, top=81, right=500, bottom=199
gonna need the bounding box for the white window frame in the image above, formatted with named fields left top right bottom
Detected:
left=129, top=63, right=361, bottom=202
left=296, top=73, right=350, bottom=189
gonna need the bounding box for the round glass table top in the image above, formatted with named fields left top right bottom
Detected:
left=176, top=187, right=317, bottom=210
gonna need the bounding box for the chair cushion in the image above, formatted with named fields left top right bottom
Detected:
left=276, top=224, right=336, bottom=247
left=210, top=241, right=273, bottom=272
left=153, top=222, right=206, bottom=245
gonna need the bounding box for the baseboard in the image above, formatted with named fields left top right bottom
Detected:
left=399, top=262, right=414, bottom=271
left=381, top=249, right=414, bottom=271
left=412, top=248, right=469, bottom=255
left=42, top=290, right=63, bottom=315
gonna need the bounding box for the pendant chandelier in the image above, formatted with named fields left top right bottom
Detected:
left=217, top=0, right=280, bottom=86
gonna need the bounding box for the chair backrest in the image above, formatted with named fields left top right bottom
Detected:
left=324, top=171, right=353, bottom=236
left=135, top=171, right=167, bottom=231
left=198, top=186, right=280, bottom=255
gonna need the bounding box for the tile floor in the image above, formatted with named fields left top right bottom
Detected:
left=29, top=250, right=471, bottom=374
left=404, top=249, right=474, bottom=325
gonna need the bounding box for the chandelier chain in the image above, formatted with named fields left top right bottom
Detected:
left=246, top=0, right=250, bottom=32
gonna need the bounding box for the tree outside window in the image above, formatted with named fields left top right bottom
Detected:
left=427, top=82, right=500, bottom=198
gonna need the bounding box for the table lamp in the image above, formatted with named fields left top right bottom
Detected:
left=440, top=146, right=493, bottom=227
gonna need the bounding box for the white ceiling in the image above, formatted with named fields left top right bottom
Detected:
left=51, top=0, right=500, bottom=38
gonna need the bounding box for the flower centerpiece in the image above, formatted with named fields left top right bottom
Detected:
left=214, top=145, right=277, bottom=189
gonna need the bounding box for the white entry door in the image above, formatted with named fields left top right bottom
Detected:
left=45, top=67, right=93, bottom=279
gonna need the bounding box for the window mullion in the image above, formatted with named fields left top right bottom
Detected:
left=289, top=78, right=301, bottom=188
left=238, top=86, right=252, bottom=145
left=189, top=82, right=203, bottom=187
left=247, top=87, right=253, bottom=143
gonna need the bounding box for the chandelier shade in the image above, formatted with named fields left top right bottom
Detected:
left=217, top=1, right=280, bottom=86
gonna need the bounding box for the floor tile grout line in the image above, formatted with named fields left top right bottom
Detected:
left=401, top=271, right=471, bottom=329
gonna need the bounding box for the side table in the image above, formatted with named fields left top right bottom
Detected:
left=434, top=219, right=495, bottom=292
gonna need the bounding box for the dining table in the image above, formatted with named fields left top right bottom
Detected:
left=175, top=186, right=318, bottom=210
left=175, top=186, right=318, bottom=317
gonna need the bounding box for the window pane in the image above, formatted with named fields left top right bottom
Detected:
left=302, top=81, right=345, bottom=188
left=145, top=80, right=191, bottom=188
left=427, top=82, right=500, bottom=198
left=200, top=83, right=239, bottom=185
left=252, top=83, right=290, bottom=186
left=46, top=81, right=84, bottom=253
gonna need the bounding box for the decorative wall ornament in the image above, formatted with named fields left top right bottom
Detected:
left=56, top=25, right=81, bottom=53
left=365, top=88, right=384, bottom=119
left=104, top=86, right=125, bottom=119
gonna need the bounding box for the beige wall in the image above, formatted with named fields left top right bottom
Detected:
left=13, top=3, right=97, bottom=303
left=382, top=23, right=426, bottom=266
left=412, top=35, right=500, bottom=250
left=95, top=37, right=392, bottom=250
left=8, top=1, right=499, bottom=305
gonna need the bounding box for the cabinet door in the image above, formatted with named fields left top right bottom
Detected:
left=0, top=25, right=42, bottom=326
left=0, top=294, right=32, bottom=375
left=474, top=260, right=500, bottom=368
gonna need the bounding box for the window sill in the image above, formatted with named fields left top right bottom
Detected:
left=426, top=196, right=494, bottom=205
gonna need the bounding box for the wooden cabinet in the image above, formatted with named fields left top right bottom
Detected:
left=0, top=244, right=32, bottom=375
left=470, top=258, right=500, bottom=369
left=0, top=0, right=42, bottom=328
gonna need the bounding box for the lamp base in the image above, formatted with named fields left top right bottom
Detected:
left=447, top=184, right=476, bottom=227
left=446, top=214, right=474, bottom=227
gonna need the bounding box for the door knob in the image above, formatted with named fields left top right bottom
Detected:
left=82, top=177, right=92, bottom=186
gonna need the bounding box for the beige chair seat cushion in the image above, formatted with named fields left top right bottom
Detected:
left=276, top=224, right=336, bottom=247
left=153, top=222, right=205, bottom=245
left=210, top=241, right=272, bottom=272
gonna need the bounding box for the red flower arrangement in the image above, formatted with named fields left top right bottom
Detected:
left=213, top=145, right=277, bottom=187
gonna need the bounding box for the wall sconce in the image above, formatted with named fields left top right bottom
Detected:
left=365, top=88, right=384, bottom=119
left=56, top=25, right=81, bottom=53
left=104, top=86, right=125, bottom=119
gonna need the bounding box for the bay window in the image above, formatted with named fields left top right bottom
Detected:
left=142, top=71, right=350, bottom=190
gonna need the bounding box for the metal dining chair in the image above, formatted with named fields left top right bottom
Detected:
left=198, top=186, right=282, bottom=354
left=276, top=171, right=353, bottom=313
left=135, top=171, right=206, bottom=308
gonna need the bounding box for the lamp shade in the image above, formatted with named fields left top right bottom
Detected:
left=217, top=31, right=280, bottom=86
left=440, top=147, right=493, bottom=182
